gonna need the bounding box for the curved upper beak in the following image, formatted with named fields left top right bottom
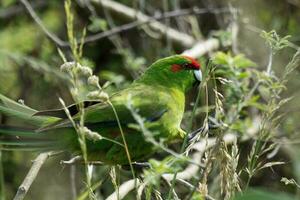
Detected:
left=194, top=69, right=202, bottom=82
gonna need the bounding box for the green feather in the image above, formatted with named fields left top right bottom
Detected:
left=0, top=94, right=59, bottom=126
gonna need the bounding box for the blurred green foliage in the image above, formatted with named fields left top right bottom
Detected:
left=0, top=0, right=299, bottom=199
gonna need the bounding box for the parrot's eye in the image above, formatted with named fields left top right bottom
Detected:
left=182, top=63, right=190, bottom=69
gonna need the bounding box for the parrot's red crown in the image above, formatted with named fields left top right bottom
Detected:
left=182, top=55, right=201, bottom=69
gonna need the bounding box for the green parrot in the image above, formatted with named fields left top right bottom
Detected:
left=0, top=55, right=202, bottom=165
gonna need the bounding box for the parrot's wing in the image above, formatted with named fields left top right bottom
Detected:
left=34, top=100, right=101, bottom=118
left=37, top=86, right=170, bottom=131
left=37, top=102, right=167, bottom=132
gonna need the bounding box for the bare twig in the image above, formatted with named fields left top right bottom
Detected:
left=70, top=165, right=77, bottom=200
left=0, top=0, right=46, bottom=19
left=0, top=151, right=5, bottom=200
left=181, top=38, right=220, bottom=58
left=84, top=6, right=229, bottom=45
left=92, top=0, right=194, bottom=47
left=266, top=47, right=273, bottom=75
left=13, top=152, right=52, bottom=200
left=229, top=5, right=239, bottom=54
left=19, top=0, right=69, bottom=47
left=60, top=155, right=107, bottom=165
left=20, top=0, right=228, bottom=48
left=286, top=0, right=300, bottom=7
left=92, top=0, right=230, bottom=47
left=106, top=179, right=140, bottom=200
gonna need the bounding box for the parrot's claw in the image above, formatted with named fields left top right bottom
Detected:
left=188, top=121, right=221, bottom=143
left=61, top=156, right=105, bottom=165
left=60, top=155, right=83, bottom=165
left=188, top=127, right=205, bottom=143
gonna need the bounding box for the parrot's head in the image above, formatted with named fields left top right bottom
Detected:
left=138, top=55, right=202, bottom=92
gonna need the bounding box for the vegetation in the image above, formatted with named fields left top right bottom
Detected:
left=0, top=0, right=299, bottom=200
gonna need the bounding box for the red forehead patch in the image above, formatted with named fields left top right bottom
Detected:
left=182, top=55, right=201, bottom=69
left=171, top=64, right=182, bottom=72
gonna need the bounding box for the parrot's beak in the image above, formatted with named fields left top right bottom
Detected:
left=194, top=69, right=202, bottom=82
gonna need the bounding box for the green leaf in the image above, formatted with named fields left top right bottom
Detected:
left=233, top=54, right=257, bottom=68
left=260, top=30, right=291, bottom=52
left=246, top=95, right=268, bottom=111
left=238, top=72, right=250, bottom=79
left=88, top=17, right=108, bottom=32
left=212, top=52, right=256, bottom=69
left=212, top=52, right=230, bottom=65
left=191, top=192, right=205, bottom=200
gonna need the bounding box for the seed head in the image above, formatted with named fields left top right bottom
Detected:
left=79, top=126, right=102, bottom=141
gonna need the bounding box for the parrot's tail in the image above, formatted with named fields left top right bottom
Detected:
left=0, top=93, right=67, bottom=151
left=0, top=125, right=62, bottom=151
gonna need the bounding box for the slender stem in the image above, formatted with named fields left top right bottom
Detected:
left=106, top=179, right=140, bottom=200
left=13, top=152, right=52, bottom=200
left=70, top=164, right=77, bottom=200
left=0, top=151, right=5, bottom=200
left=108, top=101, right=136, bottom=182
left=19, top=0, right=68, bottom=47
left=266, top=47, right=273, bottom=75
left=245, top=174, right=252, bottom=190
left=102, top=137, right=125, bottom=147
left=184, top=85, right=204, bottom=151
left=78, top=100, right=93, bottom=199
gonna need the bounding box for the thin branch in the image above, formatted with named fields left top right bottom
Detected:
left=286, top=0, right=300, bottom=7
left=266, top=47, right=273, bottom=75
left=92, top=0, right=194, bottom=47
left=21, top=0, right=229, bottom=48
left=106, top=179, right=140, bottom=200
left=229, top=5, right=239, bottom=54
left=92, top=0, right=230, bottom=47
left=70, top=165, right=77, bottom=200
left=19, top=0, right=69, bottom=47
left=0, top=151, right=5, bottom=200
left=181, top=38, right=220, bottom=58
left=84, top=7, right=229, bottom=46
left=13, top=152, right=53, bottom=200
left=0, top=0, right=46, bottom=19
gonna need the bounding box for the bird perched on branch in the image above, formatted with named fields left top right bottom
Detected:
left=0, top=55, right=202, bottom=165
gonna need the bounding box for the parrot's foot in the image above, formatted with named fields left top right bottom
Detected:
left=188, top=121, right=221, bottom=143
left=61, top=156, right=104, bottom=165
left=61, top=155, right=83, bottom=165
left=188, top=127, right=205, bottom=143
left=122, top=162, right=151, bottom=171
